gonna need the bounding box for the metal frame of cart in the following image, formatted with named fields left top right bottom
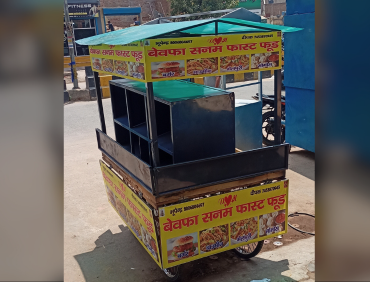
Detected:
left=76, top=18, right=301, bottom=281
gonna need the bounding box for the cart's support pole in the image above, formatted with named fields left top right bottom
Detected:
left=146, top=82, right=160, bottom=167
left=274, top=69, right=282, bottom=145
left=94, top=71, right=107, bottom=134
left=258, top=71, right=262, bottom=101
left=220, top=75, right=226, bottom=90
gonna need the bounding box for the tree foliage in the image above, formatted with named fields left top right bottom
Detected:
left=168, top=0, right=239, bottom=17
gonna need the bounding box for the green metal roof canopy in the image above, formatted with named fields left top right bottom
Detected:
left=114, top=80, right=229, bottom=102
left=76, top=18, right=302, bottom=46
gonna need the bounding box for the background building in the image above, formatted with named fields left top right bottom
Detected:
left=237, top=0, right=262, bottom=16
left=100, top=0, right=170, bottom=28
left=262, top=0, right=286, bottom=17
left=64, top=0, right=100, bottom=56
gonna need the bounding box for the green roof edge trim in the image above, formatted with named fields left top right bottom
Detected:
left=76, top=18, right=302, bottom=46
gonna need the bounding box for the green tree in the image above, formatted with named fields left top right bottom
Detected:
left=168, top=0, right=239, bottom=18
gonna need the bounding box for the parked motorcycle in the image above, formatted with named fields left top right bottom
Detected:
left=252, top=93, right=286, bottom=146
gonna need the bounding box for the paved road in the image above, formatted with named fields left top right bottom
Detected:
left=227, top=76, right=282, bottom=100
left=64, top=81, right=314, bottom=282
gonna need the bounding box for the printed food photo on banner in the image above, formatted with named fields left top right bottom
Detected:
left=114, top=60, right=129, bottom=76
left=128, top=62, right=145, bottom=80
left=115, top=198, right=128, bottom=222
left=230, top=216, right=258, bottom=245
left=199, top=224, right=229, bottom=253
left=126, top=209, right=142, bottom=239
left=92, top=57, right=102, bottom=70
left=251, top=52, right=279, bottom=69
left=167, top=232, right=198, bottom=263
left=105, top=185, right=116, bottom=208
left=140, top=225, right=159, bottom=261
left=186, top=58, right=218, bottom=76
left=220, top=55, right=249, bottom=73
left=102, top=58, right=114, bottom=73
left=114, top=194, right=119, bottom=207
left=259, top=209, right=286, bottom=237
left=151, top=61, right=185, bottom=79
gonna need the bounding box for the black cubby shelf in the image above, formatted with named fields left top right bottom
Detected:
left=109, top=79, right=235, bottom=166
left=114, top=123, right=131, bottom=152
left=159, top=149, right=173, bottom=167
left=157, top=132, right=173, bottom=154
left=130, top=122, right=149, bottom=141
left=114, top=116, right=129, bottom=128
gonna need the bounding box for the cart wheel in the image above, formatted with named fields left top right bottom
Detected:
left=163, top=265, right=180, bottom=281
left=262, top=111, right=285, bottom=146
left=234, top=240, right=264, bottom=259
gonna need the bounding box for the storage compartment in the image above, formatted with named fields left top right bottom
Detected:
left=235, top=99, right=262, bottom=151
left=110, top=85, right=129, bottom=127
left=128, top=132, right=151, bottom=164
left=114, top=124, right=130, bottom=151
left=159, top=149, right=173, bottom=166
left=155, top=101, right=171, bottom=135
left=126, top=89, right=148, bottom=139
left=131, top=133, right=141, bottom=158
left=155, top=101, right=173, bottom=154
left=139, top=138, right=151, bottom=164
left=110, top=79, right=235, bottom=164
left=157, top=132, right=173, bottom=154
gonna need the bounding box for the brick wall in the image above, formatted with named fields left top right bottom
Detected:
left=100, top=0, right=171, bottom=28
left=264, top=3, right=286, bottom=17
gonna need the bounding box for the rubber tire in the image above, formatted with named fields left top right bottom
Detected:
left=262, top=111, right=285, bottom=146
left=262, top=111, right=276, bottom=146
left=164, top=265, right=181, bottom=282
left=233, top=240, right=264, bottom=259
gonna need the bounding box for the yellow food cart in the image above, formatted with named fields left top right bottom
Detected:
left=76, top=18, right=301, bottom=281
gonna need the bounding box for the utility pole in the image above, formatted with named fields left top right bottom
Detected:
left=64, top=0, right=80, bottom=89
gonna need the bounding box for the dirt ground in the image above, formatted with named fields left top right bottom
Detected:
left=64, top=96, right=315, bottom=282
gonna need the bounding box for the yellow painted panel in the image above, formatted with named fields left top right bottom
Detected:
left=193, top=77, right=204, bottom=85
left=64, top=56, right=91, bottom=68
left=234, top=73, right=244, bottom=82
left=101, top=86, right=111, bottom=98
left=99, top=75, right=112, bottom=86
left=158, top=179, right=289, bottom=269
left=100, top=161, right=162, bottom=268
left=88, top=31, right=282, bottom=83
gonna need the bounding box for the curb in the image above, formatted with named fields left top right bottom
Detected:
left=68, top=89, right=91, bottom=102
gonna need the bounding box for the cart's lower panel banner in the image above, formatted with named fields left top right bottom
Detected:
left=159, top=180, right=289, bottom=268
left=100, top=161, right=162, bottom=268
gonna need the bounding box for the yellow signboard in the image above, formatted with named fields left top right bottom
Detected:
left=100, top=161, right=162, bottom=268
left=90, top=42, right=146, bottom=82
left=158, top=179, right=289, bottom=268
left=89, top=32, right=282, bottom=82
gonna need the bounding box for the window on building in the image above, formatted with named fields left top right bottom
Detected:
left=72, top=19, right=91, bottom=28
left=74, top=29, right=96, bottom=56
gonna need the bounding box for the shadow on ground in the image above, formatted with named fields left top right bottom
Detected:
left=288, top=148, right=315, bottom=181
left=74, top=225, right=297, bottom=282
